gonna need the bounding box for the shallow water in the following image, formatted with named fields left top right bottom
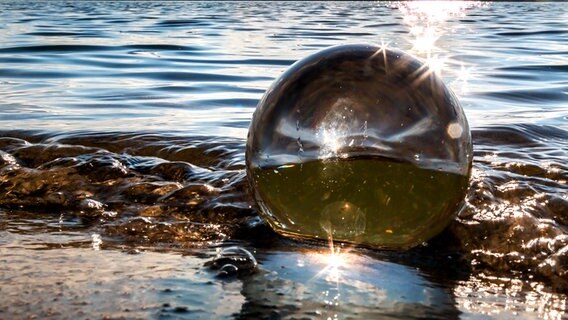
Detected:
left=0, top=1, right=567, bottom=319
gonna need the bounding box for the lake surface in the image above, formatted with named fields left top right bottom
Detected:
left=0, top=1, right=566, bottom=319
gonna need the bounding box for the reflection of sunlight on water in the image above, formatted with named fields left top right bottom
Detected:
left=409, top=25, right=439, bottom=54
left=309, top=246, right=355, bottom=313
left=398, top=0, right=477, bottom=55
left=401, top=1, right=471, bottom=23
left=91, top=233, right=102, bottom=251
left=456, top=63, right=475, bottom=94
left=455, top=275, right=567, bottom=319
left=393, top=1, right=484, bottom=92
left=425, top=54, right=446, bottom=76
left=301, top=248, right=352, bottom=316
left=318, top=248, right=349, bottom=283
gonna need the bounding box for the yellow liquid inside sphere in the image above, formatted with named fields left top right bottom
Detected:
left=250, top=157, right=469, bottom=249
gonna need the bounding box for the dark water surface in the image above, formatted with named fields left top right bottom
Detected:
left=0, top=1, right=567, bottom=319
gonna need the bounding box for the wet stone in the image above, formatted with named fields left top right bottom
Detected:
left=158, top=184, right=220, bottom=208
left=148, top=161, right=204, bottom=182
left=73, top=155, right=132, bottom=182
left=120, top=182, right=182, bottom=204
left=44, top=191, right=70, bottom=207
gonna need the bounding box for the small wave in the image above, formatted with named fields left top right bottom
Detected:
left=24, top=31, right=96, bottom=37
left=0, top=44, right=112, bottom=54
left=0, top=44, right=206, bottom=55
left=151, top=84, right=264, bottom=94
left=0, top=68, right=82, bottom=79
left=496, top=30, right=567, bottom=37
left=155, top=19, right=213, bottom=27
left=123, top=44, right=205, bottom=51
left=112, top=71, right=272, bottom=82
left=479, top=88, right=568, bottom=104
left=497, top=64, right=568, bottom=73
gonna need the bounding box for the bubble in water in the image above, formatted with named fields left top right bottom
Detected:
left=246, top=44, right=472, bottom=249
left=205, top=246, right=258, bottom=276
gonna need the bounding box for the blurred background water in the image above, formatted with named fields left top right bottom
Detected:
left=0, top=1, right=566, bottom=319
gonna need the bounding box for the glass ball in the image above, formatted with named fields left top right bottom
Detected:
left=246, top=44, right=472, bottom=250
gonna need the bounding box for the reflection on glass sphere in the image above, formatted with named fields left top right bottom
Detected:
left=246, top=44, right=472, bottom=250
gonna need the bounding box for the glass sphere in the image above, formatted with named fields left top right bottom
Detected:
left=246, top=44, right=472, bottom=250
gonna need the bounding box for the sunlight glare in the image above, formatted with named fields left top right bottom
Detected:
left=425, top=54, right=446, bottom=76
left=391, top=1, right=484, bottom=91
left=411, top=26, right=439, bottom=53
left=311, top=248, right=354, bottom=284
left=326, top=250, right=347, bottom=269
left=321, top=127, right=342, bottom=156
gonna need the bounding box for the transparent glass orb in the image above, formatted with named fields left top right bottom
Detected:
left=246, top=44, right=472, bottom=250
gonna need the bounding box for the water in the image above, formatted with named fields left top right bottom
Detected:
left=0, top=1, right=566, bottom=319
